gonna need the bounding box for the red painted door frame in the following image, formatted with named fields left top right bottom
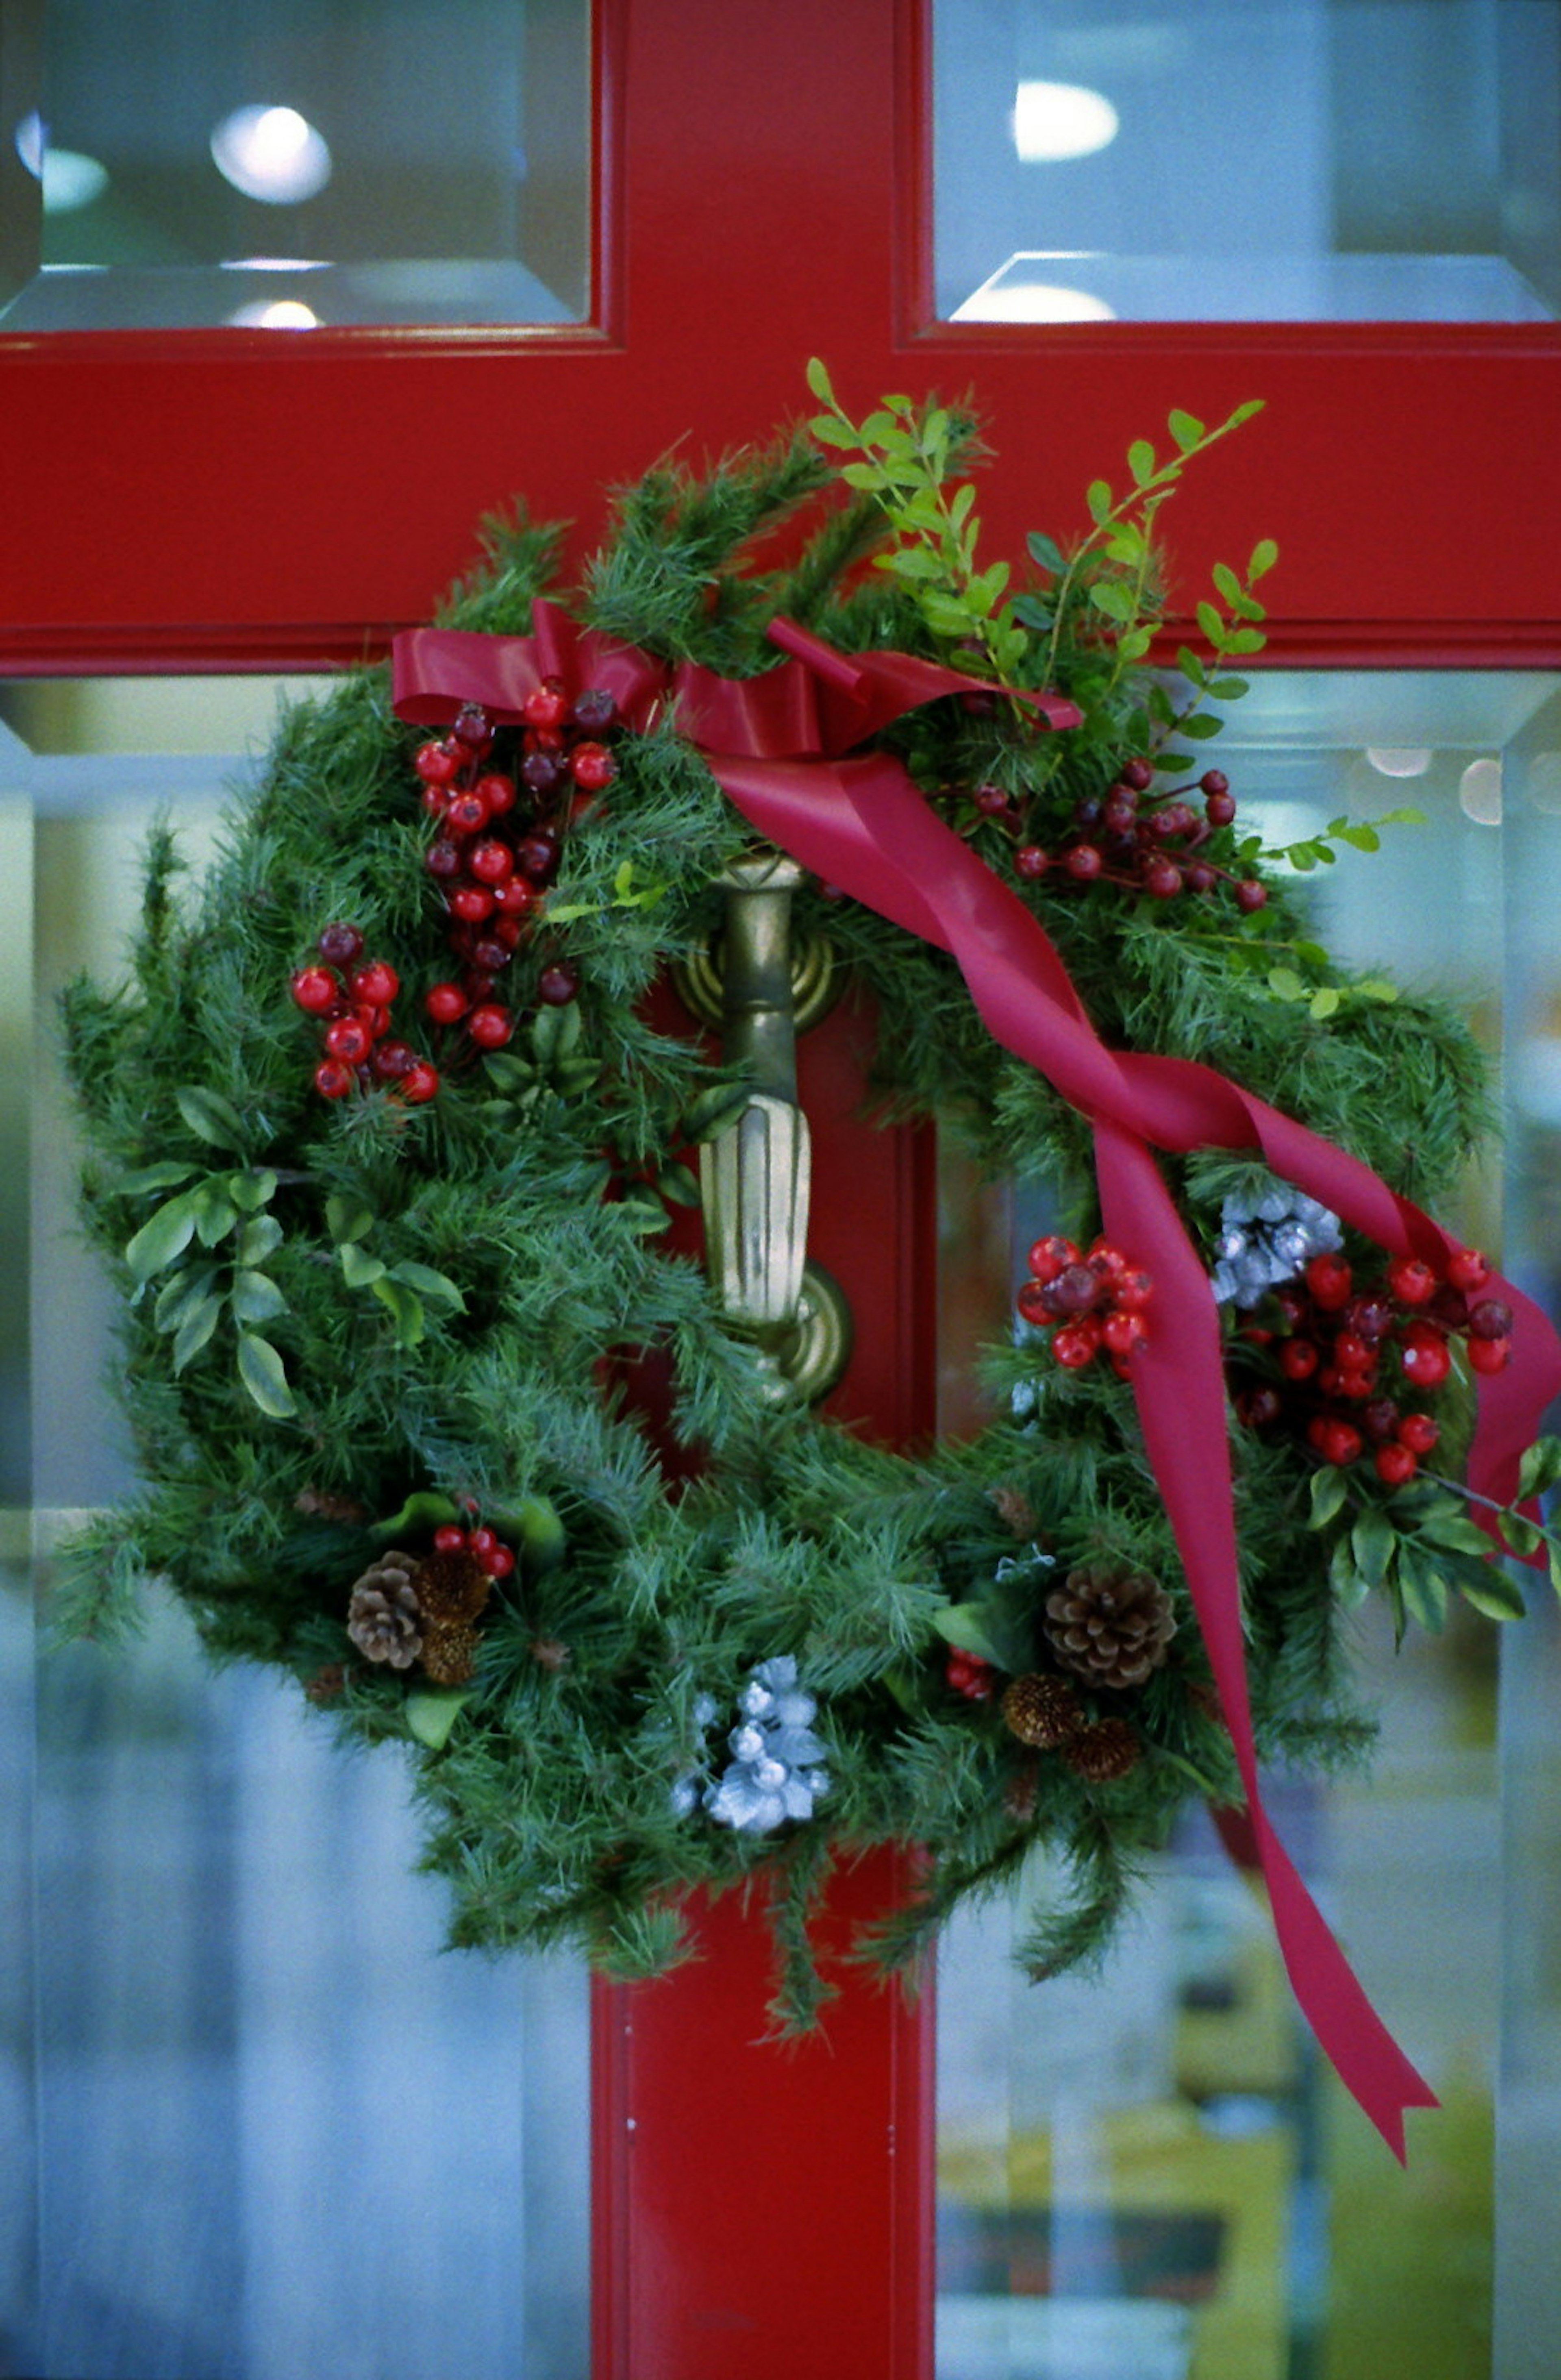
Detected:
left=5, top=4, right=1561, bottom=2375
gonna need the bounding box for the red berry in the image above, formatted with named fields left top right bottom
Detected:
left=471, top=936, right=512, bottom=972
left=468, top=1525, right=499, bottom=1562
left=1237, top=1385, right=1283, bottom=1428
left=1396, top=1412, right=1439, bottom=1455
left=1121, top=758, right=1154, bottom=792
left=414, top=740, right=461, bottom=786
left=1063, top=843, right=1103, bottom=881
left=1387, top=1256, right=1436, bottom=1305
left=433, top=1525, right=467, bottom=1554
left=1446, top=1247, right=1491, bottom=1292
left=1102, top=1309, right=1147, bottom=1357
left=425, top=839, right=463, bottom=879
left=1204, top=792, right=1237, bottom=827
left=474, top=772, right=516, bottom=817
left=572, top=687, right=618, bottom=733
left=452, top=703, right=493, bottom=752
left=1114, top=1269, right=1154, bottom=1313
left=946, top=1649, right=996, bottom=1702
left=313, top=1057, right=355, bottom=1099
left=370, top=1039, right=417, bottom=1080
left=317, top=922, right=363, bottom=966
left=324, top=1015, right=371, bottom=1064
left=1199, top=771, right=1229, bottom=798
left=1017, top=1279, right=1054, bottom=1327
left=1048, top=1263, right=1102, bottom=1316
left=291, top=964, right=339, bottom=1014
left=1333, top=1330, right=1371, bottom=1371
left=1052, top=1321, right=1099, bottom=1369
left=494, top=877, right=538, bottom=916
left=1183, top=861, right=1218, bottom=893
left=1466, top=1297, right=1514, bottom=1342
left=521, top=749, right=564, bottom=798
left=974, top=782, right=1010, bottom=816
left=1467, top=1334, right=1511, bottom=1376
left=421, top=782, right=452, bottom=818
left=538, top=964, right=578, bottom=1006
left=484, top=1543, right=516, bottom=1580
left=468, top=839, right=515, bottom=885
left=1363, top=1398, right=1401, bottom=1442
left=516, top=831, right=561, bottom=882
left=1318, top=1419, right=1363, bottom=1467
left=1306, top=1253, right=1353, bottom=1311
left=1014, top=845, right=1049, bottom=880
left=424, top=982, right=469, bottom=1025
left=1375, top=1443, right=1418, bottom=1486
left=1143, top=857, right=1182, bottom=900
left=466, top=1004, right=514, bottom=1049
left=1344, top=1294, right=1394, bottom=1342
left=1086, top=1237, right=1128, bottom=1283
left=522, top=681, right=571, bottom=730
left=398, top=1062, right=440, bottom=1104
left=349, top=960, right=400, bottom=1009
left=1234, top=879, right=1268, bottom=913
left=570, top=742, right=618, bottom=792
left=1280, top=1338, right=1319, bottom=1380
left=447, top=790, right=490, bottom=835
left=1026, top=1234, right=1080, bottom=1282
left=1400, top=1326, right=1452, bottom=1388
left=448, top=884, right=496, bottom=923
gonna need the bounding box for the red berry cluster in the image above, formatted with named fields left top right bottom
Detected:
left=989, top=759, right=1267, bottom=912
left=1234, top=1245, right=1511, bottom=1480
left=291, top=923, right=439, bottom=1103
left=946, top=1648, right=998, bottom=1702
left=433, top=1521, right=515, bottom=1580
left=1016, top=1233, right=1154, bottom=1375
left=415, top=686, right=617, bottom=1048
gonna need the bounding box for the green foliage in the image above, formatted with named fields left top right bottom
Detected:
left=51, top=385, right=1519, bottom=2031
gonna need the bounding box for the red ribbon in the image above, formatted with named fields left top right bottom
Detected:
left=394, top=602, right=1561, bottom=2157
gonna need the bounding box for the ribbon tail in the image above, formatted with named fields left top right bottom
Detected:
left=1092, top=1117, right=1438, bottom=2158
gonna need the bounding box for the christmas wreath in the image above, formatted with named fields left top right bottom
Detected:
left=58, top=363, right=1561, bottom=2155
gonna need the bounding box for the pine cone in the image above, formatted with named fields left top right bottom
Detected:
left=413, top=1549, right=491, bottom=1627
left=346, top=1553, right=424, bottom=1669
left=988, top=1482, right=1038, bottom=1540
left=1063, top=1718, right=1141, bottom=1784
left=422, top=1619, right=480, bottom=1686
left=1043, top=1563, right=1176, bottom=1690
left=1001, top=1672, right=1085, bottom=1748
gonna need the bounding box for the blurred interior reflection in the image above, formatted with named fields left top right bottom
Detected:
left=0, top=677, right=591, bottom=2380
left=934, top=671, right=1561, bottom=2380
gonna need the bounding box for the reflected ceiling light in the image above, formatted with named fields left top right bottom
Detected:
left=1365, top=746, right=1432, bottom=778
left=1012, top=80, right=1119, bottom=163
left=952, top=281, right=1115, bottom=324
left=220, top=257, right=327, bottom=272
left=228, top=298, right=321, bottom=329
left=41, top=147, right=109, bottom=213
left=1459, top=757, right=1502, bottom=825
left=210, top=105, right=331, bottom=204
left=13, top=111, right=44, bottom=176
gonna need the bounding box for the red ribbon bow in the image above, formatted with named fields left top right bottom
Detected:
left=394, top=602, right=1561, bottom=2157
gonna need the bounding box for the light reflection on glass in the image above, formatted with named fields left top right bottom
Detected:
left=209, top=104, right=333, bottom=206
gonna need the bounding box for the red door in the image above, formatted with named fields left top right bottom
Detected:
left=5, top=5, right=1559, bottom=2374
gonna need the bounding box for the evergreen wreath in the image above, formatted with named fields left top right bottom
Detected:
left=57, top=368, right=1561, bottom=2106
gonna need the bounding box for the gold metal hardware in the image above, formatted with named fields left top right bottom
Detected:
left=695, top=851, right=852, bottom=1403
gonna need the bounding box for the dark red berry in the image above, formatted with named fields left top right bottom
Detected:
left=313, top=1057, right=355, bottom=1099
left=1204, top=792, right=1237, bottom=827
left=1345, top=1294, right=1394, bottom=1342
left=494, top=877, right=537, bottom=916
left=1237, top=1385, right=1283, bottom=1428
left=1016, top=1279, right=1054, bottom=1327
left=1280, top=1338, right=1319, bottom=1380
left=370, top=1039, right=417, bottom=1080
left=452, top=703, right=492, bottom=751
left=484, top=1544, right=515, bottom=1579
left=1121, top=759, right=1154, bottom=792
left=1183, top=861, right=1217, bottom=893
left=1048, top=1263, right=1101, bottom=1317
left=291, top=964, right=339, bottom=1014
left=317, top=922, right=363, bottom=967
left=538, top=964, right=578, bottom=1006
left=1014, top=845, right=1050, bottom=880
left=433, top=1524, right=467, bottom=1554
left=1363, top=1398, right=1402, bottom=1442
left=1199, top=770, right=1229, bottom=798
left=517, top=831, right=560, bottom=882
left=468, top=1525, right=500, bottom=1561
left=1063, top=843, right=1103, bottom=881
left=1467, top=1297, right=1514, bottom=1341
left=1233, top=879, right=1268, bottom=913
left=974, top=783, right=1011, bottom=817
left=471, top=937, right=511, bottom=972
left=572, top=687, right=618, bottom=733
left=425, top=839, right=462, bottom=879
left=521, top=750, right=564, bottom=796
left=1143, top=857, right=1182, bottom=900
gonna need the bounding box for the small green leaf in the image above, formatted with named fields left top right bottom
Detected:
left=840, top=461, right=884, bottom=491
left=1027, top=530, right=1064, bottom=573
left=1351, top=1507, right=1396, bottom=1591
left=373, top=1489, right=460, bottom=1540
left=118, top=1161, right=196, bottom=1195
left=1226, top=626, right=1267, bottom=655
left=389, top=1262, right=465, bottom=1309
left=231, top=1269, right=287, bottom=1325
left=684, top=1085, right=753, bottom=1142
left=172, top=1294, right=224, bottom=1373
left=1267, top=967, right=1307, bottom=1002
left=372, top=1276, right=425, bottom=1347
left=1457, top=1561, right=1528, bottom=1621
left=1337, top=824, right=1381, bottom=852
left=655, top=1161, right=701, bottom=1207
left=1206, top=676, right=1250, bottom=700
left=1168, top=407, right=1204, bottom=451
left=1128, top=438, right=1155, bottom=485
left=1416, top=1509, right=1499, bottom=1559
left=193, top=1182, right=239, bottom=1248
left=1499, top=1507, right=1544, bottom=1558
left=809, top=416, right=854, bottom=448
left=326, top=1193, right=375, bottom=1245
left=1550, top=1542, right=1561, bottom=1599
left=229, top=1169, right=277, bottom=1213
left=1309, top=1466, right=1350, bottom=1528
left=1248, top=537, right=1278, bottom=580
left=1396, top=1543, right=1449, bottom=1633
left=1355, top=979, right=1400, bottom=1004
left=1376, top=806, right=1427, bottom=827
left=125, top=1191, right=200, bottom=1282
left=1088, top=580, right=1133, bottom=622
left=1309, top=987, right=1341, bottom=1022
left=1175, top=648, right=1208, bottom=688
left=238, top=1215, right=284, bottom=1265
left=1179, top=712, right=1223, bottom=740
left=405, top=1688, right=471, bottom=1750
left=1519, top=1436, right=1561, bottom=1499
left=1212, top=562, right=1243, bottom=608
left=175, top=1086, right=246, bottom=1148
left=1329, top=1534, right=1372, bottom=1609
left=804, top=355, right=837, bottom=404
left=1085, top=478, right=1112, bottom=524
left=1195, top=601, right=1226, bottom=648
left=154, top=1264, right=220, bottom=1332
left=236, top=1332, right=296, bottom=1418
left=1225, top=398, right=1266, bottom=429
left=341, top=1243, right=387, bottom=1290
left=1287, top=845, right=1318, bottom=874
left=484, top=1054, right=539, bottom=1094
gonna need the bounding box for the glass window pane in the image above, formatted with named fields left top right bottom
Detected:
left=1, top=0, right=591, bottom=329
left=933, top=1, right=1561, bottom=324
left=934, top=669, right=1561, bottom=2376
left=0, top=680, right=591, bottom=2379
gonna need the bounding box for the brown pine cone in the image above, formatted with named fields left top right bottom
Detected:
left=1001, top=1671, right=1085, bottom=1748
left=1063, top=1718, right=1141, bottom=1784
left=346, top=1553, right=424, bottom=1669
left=422, top=1619, right=480, bottom=1686
left=413, top=1549, right=492, bottom=1627
left=1043, top=1562, right=1176, bottom=1690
